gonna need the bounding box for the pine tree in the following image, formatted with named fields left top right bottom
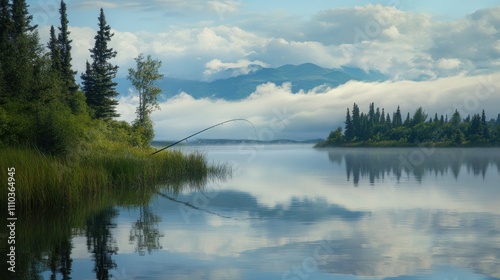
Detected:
left=81, top=61, right=96, bottom=105
left=0, top=0, right=11, bottom=103
left=385, top=112, right=391, bottom=127
left=0, top=0, right=11, bottom=42
left=481, top=109, right=489, bottom=139
left=4, top=0, right=40, bottom=100
left=380, top=108, right=385, bottom=125
left=412, top=107, right=427, bottom=126
left=393, top=106, right=402, bottom=127
left=368, top=102, right=375, bottom=123
left=11, top=0, right=36, bottom=36
left=450, top=109, right=461, bottom=127
left=344, top=108, right=354, bottom=141
left=48, top=25, right=62, bottom=72
left=351, top=103, right=360, bottom=140
left=57, top=0, right=77, bottom=94
left=81, top=8, right=119, bottom=119
left=404, top=112, right=411, bottom=126
left=469, top=114, right=481, bottom=135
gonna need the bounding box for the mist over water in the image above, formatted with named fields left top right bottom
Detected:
left=117, top=74, right=500, bottom=141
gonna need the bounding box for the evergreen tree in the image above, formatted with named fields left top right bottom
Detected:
left=412, top=107, right=427, bottom=126
left=469, top=114, right=481, bottom=136
left=12, top=0, right=37, bottom=36
left=57, top=0, right=77, bottom=94
left=433, top=113, right=438, bottom=123
left=344, top=108, right=354, bottom=141
left=81, top=61, right=96, bottom=105
left=404, top=112, right=411, bottom=126
left=375, top=107, right=381, bottom=124
left=48, top=25, right=62, bottom=72
left=368, top=102, right=375, bottom=123
left=351, top=103, right=360, bottom=140
left=81, top=8, right=119, bottom=119
left=393, top=106, right=402, bottom=127
left=385, top=113, right=391, bottom=127
left=450, top=109, right=461, bottom=127
left=3, top=0, right=40, bottom=100
left=0, top=0, right=11, bottom=42
left=0, top=0, right=10, bottom=103
left=481, top=109, right=489, bottom=139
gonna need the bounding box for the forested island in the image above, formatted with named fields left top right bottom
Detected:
left=316, top=103, right=500, bottom=147
left=0, top=1, right=222, bottom=210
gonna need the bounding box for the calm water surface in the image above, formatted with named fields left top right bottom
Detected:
left=27, top=146, right=500, bottom=279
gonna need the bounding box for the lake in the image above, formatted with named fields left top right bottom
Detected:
left=15, top=145, right=500, bottom=279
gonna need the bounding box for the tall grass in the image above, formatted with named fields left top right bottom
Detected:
left=0, top=147, right=230, bottom=209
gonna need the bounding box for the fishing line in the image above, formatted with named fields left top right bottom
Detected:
left=150, top=118, right=257, bottom=155
left=157, top=192, right=259, bottom=221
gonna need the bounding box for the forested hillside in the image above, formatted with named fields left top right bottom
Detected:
left=0, top=1, right=152, bottom=154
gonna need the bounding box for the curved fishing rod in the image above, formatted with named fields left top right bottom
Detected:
left=150, top=118, right=257, bottom=155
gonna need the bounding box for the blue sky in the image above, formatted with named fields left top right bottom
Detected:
left=27, top=0, right=499, bottom=80
left=25, top=1, right=500, bottom=140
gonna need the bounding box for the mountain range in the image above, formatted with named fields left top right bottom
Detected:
left=116, top=63, right=387, bottom=101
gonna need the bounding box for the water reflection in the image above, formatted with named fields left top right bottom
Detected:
left=0, top=162, right=224, bottom=280
left=3, top=146, right=500, bottom=279
left=129, top=204, right=164, bottom=256
left=326, top=148, right=500, bottom=185
left=85, top=207, right=119, bottom=279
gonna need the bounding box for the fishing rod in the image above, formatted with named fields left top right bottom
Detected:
left=150, top=118, right=257, bottom=155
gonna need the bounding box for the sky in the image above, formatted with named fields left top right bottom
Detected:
left=27, top=0, right=500, bottom=140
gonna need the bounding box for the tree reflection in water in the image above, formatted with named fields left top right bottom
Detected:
left=129, top=204, right=164, bottom=256
left=85, top=207, right=119, bottom=280
left=326, top=148, right=500, bottom=185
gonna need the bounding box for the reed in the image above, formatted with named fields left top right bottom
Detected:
left=0, top=147, right=230, bottom=209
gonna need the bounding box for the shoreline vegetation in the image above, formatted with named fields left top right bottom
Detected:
left=316, top=103, right=500, bottom=148
left=0, top=1, right=229, bottom=211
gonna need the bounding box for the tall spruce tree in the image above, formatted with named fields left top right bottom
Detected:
left=48, top=25, right=62, bottom=72
left=393, top=106, right=402, bottom=127
left=5, top=0, right=40, bottom=100
left=12, top=0, right=36, bottom=36
left=81, top=8, right=119, bottom=119
left=0, top=0, right=11, bottom=103
left=344, top=108, right=354, bottom=141
left=351, top=103, right=360, bottom=140
left=57, top=0, right=77, bottom=94
left=0, top=0, right=10, bottom=42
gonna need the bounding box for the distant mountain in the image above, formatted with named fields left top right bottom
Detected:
left=116, top=63, right=387, bottom=101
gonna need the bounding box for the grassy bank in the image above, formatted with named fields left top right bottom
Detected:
left=0, top=147, right=230, bottom=209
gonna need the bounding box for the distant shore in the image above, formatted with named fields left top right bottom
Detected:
left=314, top=140, right=500, bottom=148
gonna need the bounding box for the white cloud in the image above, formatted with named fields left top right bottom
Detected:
left=203, top=59, right=268, bottom=80
left=437, top=58, right=461, bottom=70
left=40, top=5, right=500, bottom=80
left=117, top=73, right=500, bottom=141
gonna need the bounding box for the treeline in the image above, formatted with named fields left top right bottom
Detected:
left=0, top=0, right=161, bottom=155
left=318, top=103, right=500, bottom=147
